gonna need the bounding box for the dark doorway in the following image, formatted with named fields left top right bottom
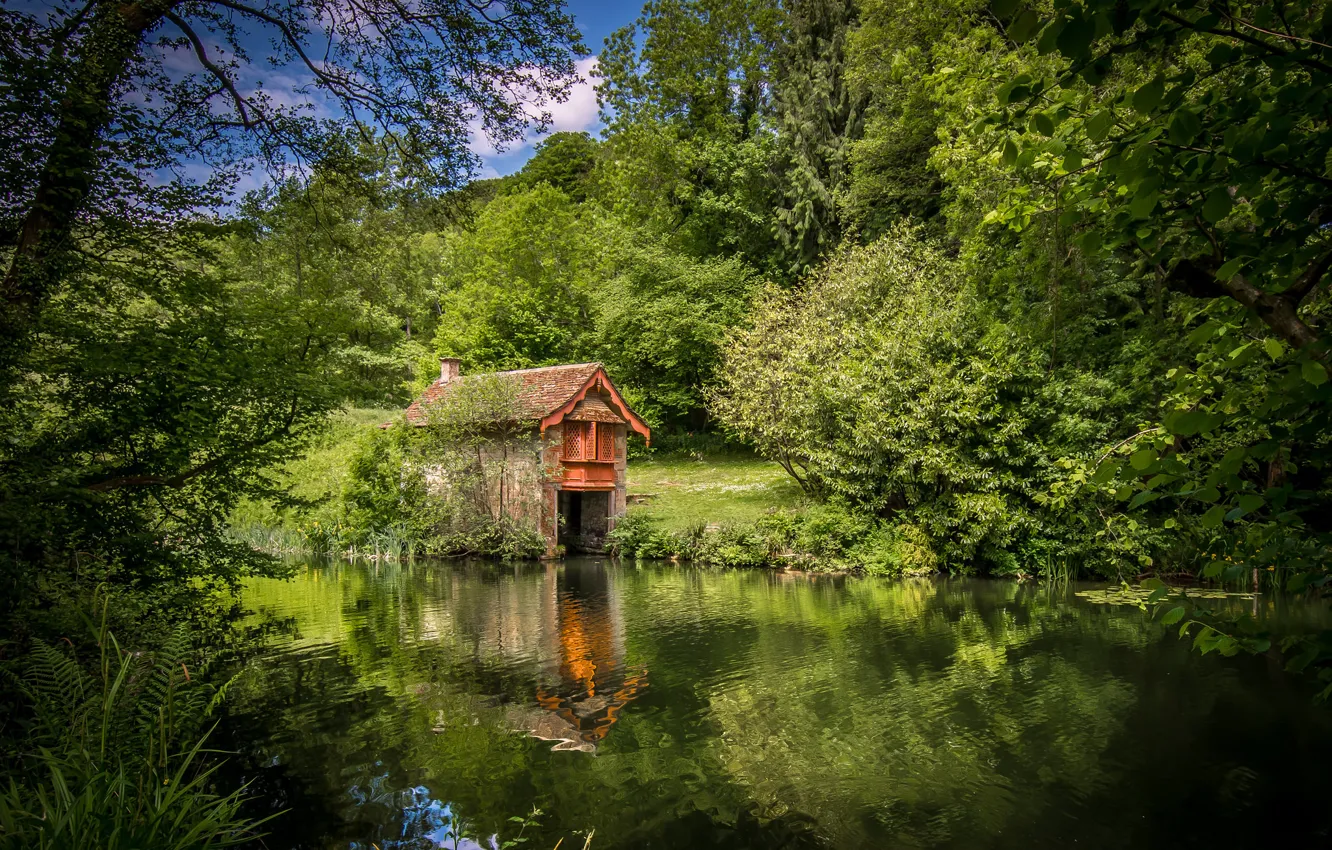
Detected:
left=557, top=490, right=612, bottom=553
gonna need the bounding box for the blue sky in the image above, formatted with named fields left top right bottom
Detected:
left=473, top=0, right=641, bottom=178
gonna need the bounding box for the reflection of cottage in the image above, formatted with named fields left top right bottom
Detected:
left=508, top=561, right=649, bottom=752
left=403, top=360, right=651, bottom=556
left=534, top=563, right=648, bottom=750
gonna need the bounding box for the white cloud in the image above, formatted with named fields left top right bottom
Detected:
left=545, top=57, right=601, bottom=133
left=467, top=57, right=604, bottom=178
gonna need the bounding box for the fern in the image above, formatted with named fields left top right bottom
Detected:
left=0, top=616, right=272, bottom=850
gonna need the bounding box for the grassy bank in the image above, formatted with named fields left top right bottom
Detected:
left=626, top=454, right=805, bottom=531
left=614, top=453, right=946, bottom=576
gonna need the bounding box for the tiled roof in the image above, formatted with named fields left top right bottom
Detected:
left=565, top=395, right=626, bottom=424
left=404, top=362, right=604, bottom=426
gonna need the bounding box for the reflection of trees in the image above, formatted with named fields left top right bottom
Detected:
left=612, top=575, right=1145, bottom=848
left=707, top=642, right=1135, bottom=847
left=225, top=560, right=654, bottom=844
left=223, top=560, right=550, bottom=847
left=222, top=562, right=1332, bottom=850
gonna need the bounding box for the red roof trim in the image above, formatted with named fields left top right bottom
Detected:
left=540, top=368, right=651, bottom=446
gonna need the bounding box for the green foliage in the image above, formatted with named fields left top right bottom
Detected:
left=605, top=512, right=682, bottom=560
left=990, top=0, right=1331, bottom=360
left=418, top=176, right=763, bottom=428
left=771, top=0, right=864, bottom=275
left=978, top=0, right=1332, bottom=585
left=434, top=185, right=602, bottom=370
left=506, top=132, right=600, bottom=202
left=595, top=0, right=785, bottom=271
left=609, top=503, right=943, bottom=576
left=844, top=0, right=987, bottom=234
left=224, top=154, right=448, bottom=405
left=712, top=227, right=1063, bottom=573
left=0, top=608, right=267, bottom=848
left=0, top=231, right=335, bottom=638
left=341, top=427, right=424, bottom=548
left=592, top=244, right=760, bottom=429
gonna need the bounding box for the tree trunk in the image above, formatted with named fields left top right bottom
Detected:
left=0, top=0, right=175, bottom=376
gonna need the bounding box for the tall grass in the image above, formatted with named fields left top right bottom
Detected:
left=228, top=522, right=307, bottom=556
left=230, top=520, right=423, bottom=561
left=0, top=597, right=272, bottom=849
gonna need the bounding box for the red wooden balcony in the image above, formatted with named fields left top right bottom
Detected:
left=559, top=460, right=616, bottom=490
left=559, top=421, right=617, bottom=490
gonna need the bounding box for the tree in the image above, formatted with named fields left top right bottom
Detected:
left=770, top=0, right=864, bottom=276
left=0, top=0, right=584, bottom=380
left=0, top=227, right=340, bottom=634
left=844, top=0, right=996, bottom=236
left=434, top=185, right=602, bottom=370
left=509, top=132, right=600, bottom=202
left=594, top=0, right=785, bottom=270
left=711, top=227, right=1050, bottom=572
left=593, top=243, right=759, bottom=430
left=990, top=0, right=1331, bottom=361
left=224, top=148, right=449, bottom=405
left=977, top=0, right=1332, bottom=566
left=596, top=0, right=779, bottom=136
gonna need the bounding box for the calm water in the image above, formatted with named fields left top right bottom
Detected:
left=219, top=559, right=1332, bottom=849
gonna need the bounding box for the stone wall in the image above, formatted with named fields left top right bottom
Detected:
left=421, top=419, right=632, bottom=557
left=476, top=430, right=549, bottom=526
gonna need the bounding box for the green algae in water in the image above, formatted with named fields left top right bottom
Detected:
left=1075, top=586, right=1255, bottom=605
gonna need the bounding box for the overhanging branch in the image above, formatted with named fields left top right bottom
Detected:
left=1167, top=257, right=1326, bottom=361
left=164, top=11, right=255, bottom=129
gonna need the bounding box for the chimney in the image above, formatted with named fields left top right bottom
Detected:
left=439, top=357, right=461, bottom=383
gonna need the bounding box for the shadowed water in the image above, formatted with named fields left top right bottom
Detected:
left=218, top=558, right=1332, bottom=849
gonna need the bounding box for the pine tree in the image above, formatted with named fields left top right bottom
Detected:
left=771, top=0, right=865, bottom=279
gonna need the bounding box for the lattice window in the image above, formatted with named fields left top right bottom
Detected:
left=562, top=422, right=587, bottom=460
left=597, top=424, right=615, bottom=462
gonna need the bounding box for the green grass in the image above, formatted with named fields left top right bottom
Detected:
left=285, top=407, right=401, bottom=501
left=626, top=453, right=806, bottom=532
left=231, top=406, right=400, bottom=532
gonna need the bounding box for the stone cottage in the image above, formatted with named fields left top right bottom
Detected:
left=403, top=359, right=650, bottom=556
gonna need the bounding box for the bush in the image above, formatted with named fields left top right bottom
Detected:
left=848, top=522, right=939, bottom=577
left=425, top=513, right=548, bottom=562
left=606, top=511, right=687, bottom=559
left=693, top=524, right=771, bottom=568
left=609, top=505, right=947, bottom=575
left=710, top=226, right=1153, bottom=577
left=789, top=504, right=874, bottom=559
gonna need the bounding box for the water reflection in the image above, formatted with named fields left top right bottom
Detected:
left=523, top=563, right=648, bottom=752
left=221, top=560, right=1332, bottom=850
left=348, top=781, right=494, bottom=850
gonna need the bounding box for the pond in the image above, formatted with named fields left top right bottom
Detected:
left=219, top=558, right=1332, bottom=849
